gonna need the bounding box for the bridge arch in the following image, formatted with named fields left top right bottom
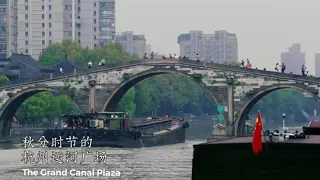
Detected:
left=235, top=84, right=320, bottom=136
left=0, top=87, right=82, bottom=138
left=102, top=69, right=219, bottom=111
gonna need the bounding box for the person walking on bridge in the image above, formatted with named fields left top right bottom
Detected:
left=246, top=59, right=252, bottom=68
left=305, top=66, right=309, bottom=76
left=275, top=63, right=279, bottom=71
left=241, top=60, right=245, bottom=67
left=302, top=65, right=306, bottom=76
left=281, top=63, right=286, bottom=73
left=100, top=59, right=106, bottom=66
left=196, top=53, right=200, bottom=61
left=88, top=61, right=92, bottom=68
left=143, top=53, right=148, bottom=59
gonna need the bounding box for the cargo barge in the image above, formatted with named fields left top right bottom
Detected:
left=43, top=112, right=189, bottom=148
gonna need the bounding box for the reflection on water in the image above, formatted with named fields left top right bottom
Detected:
left=0, top=140, right=204, bottom=180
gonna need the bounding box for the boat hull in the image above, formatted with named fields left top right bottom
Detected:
left=43, top=123, right=187, bottom=148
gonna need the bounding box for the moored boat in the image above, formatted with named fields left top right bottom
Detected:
left=192, top=126, right=320, bottom=180
left=43, top=112, right=189, bottom=148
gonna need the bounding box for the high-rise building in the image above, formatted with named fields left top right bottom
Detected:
left=315, top=54, right=320, bottom=77
left=214, top=30, right=238, bottom=64
left=79, top=0, right=116, bottom=48
left=177, top=30, right=238, bottom=63
left=178, top=31, right=204, bottom=60
left=116, top=31, right=146, bottom=58
left=17, top=0, right=78, bottom=60
left=281, top=44, right=305, bottom=75
left=17, top=0, right=116, bottom=60
left=0, top=0, right=18, bottom=58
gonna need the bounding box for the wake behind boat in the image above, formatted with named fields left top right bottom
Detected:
left=43, top=112, right=189, bottom=148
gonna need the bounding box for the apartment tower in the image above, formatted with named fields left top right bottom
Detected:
left=281, top=44, right=305, bottom=75
left=17, top=0, right=116, bottom=60
left=0, top=0, right=18, bottom=58
left=178, top=30, right=238, bottom=63
left=116, top=31, right=146, bottom=58
left=315, top=53, right=320, bottom=77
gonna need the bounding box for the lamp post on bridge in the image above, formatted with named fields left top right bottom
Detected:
left=282, top=113, right=286, bottom=131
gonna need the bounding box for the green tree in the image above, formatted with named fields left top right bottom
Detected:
left=39, top=40, right=138, bottom=67
left=121, top=74, right=217, bottom=117
left=250, top=89, right=314, bottom=128
left=15, top=92, right=75, bottom=124
left=39, top=41, right=84, bottom=66
left=116, top=88, right=136, bottom=117
left=0, top=74, right=9, bottom=85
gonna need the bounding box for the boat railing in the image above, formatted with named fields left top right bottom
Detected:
left=10, top=124, right=56, bottom=132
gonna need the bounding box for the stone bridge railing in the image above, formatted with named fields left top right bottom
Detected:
left=0, top=58, right=319, bottom=90
left=180, top=59, right=320, bottom=83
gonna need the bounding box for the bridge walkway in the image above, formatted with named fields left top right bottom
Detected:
left=0, top=59, right=319, bottom=90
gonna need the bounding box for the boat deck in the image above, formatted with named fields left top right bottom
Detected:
left=152, top=125, right=180, bottom=136
left=204, top=135, right=320, bottom=145
left=132, top=119, right=172, bottom=127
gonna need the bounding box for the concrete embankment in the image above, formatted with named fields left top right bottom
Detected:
left=11, top=131, right=44, bottom=144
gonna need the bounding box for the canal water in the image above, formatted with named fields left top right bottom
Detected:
left=0, top=140, right=204, bottom=180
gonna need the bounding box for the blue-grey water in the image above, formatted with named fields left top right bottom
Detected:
left=0, top=140, right=204, bottom=180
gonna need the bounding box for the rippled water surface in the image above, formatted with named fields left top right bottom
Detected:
left=0, top=140, right=204, bottom=180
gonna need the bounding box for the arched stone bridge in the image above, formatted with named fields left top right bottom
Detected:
left=0, top=59, right=320, bottom=139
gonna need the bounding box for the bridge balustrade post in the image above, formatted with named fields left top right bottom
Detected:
left=50, top=73, right=53, bottom=79
left=88, top=80, right=97, bottom=113
left=226, top=76, right=235, bottom=136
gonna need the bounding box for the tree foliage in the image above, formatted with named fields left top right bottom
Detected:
left=39, top=40, right=138, bottom=67
left=0, top=74, right=8, bottom=85
left=250, top=89, right=319, bottom=128
left=120, top=74, right=216, bottom=117
left=15, top=92, right=76, bottom=124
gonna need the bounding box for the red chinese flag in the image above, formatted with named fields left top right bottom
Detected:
left=252, top=112, right=263, bottom=154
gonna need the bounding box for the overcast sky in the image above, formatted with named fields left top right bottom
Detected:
left=116, top=0, right=320, bottom=74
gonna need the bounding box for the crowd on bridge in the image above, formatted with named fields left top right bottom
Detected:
left=241, top=59, right=310, bottom=76
left=58, top=52, right=311, bottom=77
left=59, top=59, right=107, bottom=74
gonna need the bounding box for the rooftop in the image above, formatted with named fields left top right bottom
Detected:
left=177, top=33, right=190, bottom=43
left=9, top=54, right=53, bottom=71
left=115, top=34, right=146, bottom=41
left=52, top=59, right=81, bottom=73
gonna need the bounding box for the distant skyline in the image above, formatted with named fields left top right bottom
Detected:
left=116, top=0, right=320, bottom=74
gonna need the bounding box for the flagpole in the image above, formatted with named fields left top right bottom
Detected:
left=258, top=110, right=269, bottom=151
left=258, top=110, right=268, bottom=151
